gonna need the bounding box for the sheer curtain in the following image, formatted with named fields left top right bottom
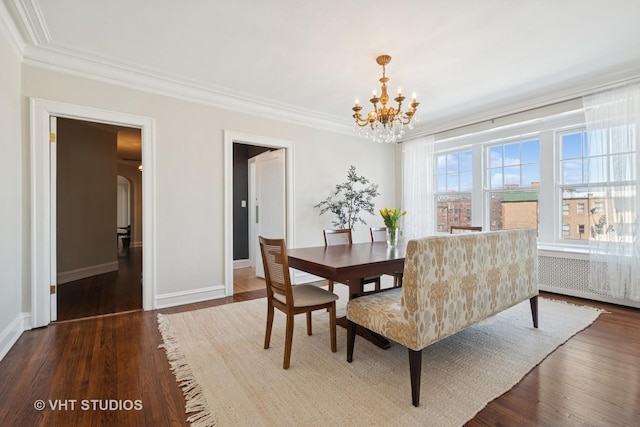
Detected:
left=402, top=135, right=435, bottom=239
left=584, top=81, right=640, bottom=301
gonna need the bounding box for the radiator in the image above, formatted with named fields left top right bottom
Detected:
left=538, top=253, right=640, bottom=308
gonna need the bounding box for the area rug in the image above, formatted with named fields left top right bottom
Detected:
left=158, top=293, right=603, bottom=427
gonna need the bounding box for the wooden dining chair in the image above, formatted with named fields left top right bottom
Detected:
left=323, top=228, right=353, bottom=246
left=323, top=229, right=352, bottom=292
left=369, top=226, right=387, bottom=243
left=450, top=225, right=483, bottom=234
left=259, top=236, right=338, bottom=369
left=370, top=227, right=402, bottom=288
left=323, top=228, right=381, bottom=292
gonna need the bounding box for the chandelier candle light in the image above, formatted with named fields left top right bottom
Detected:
left=352, top=55, right=420, bottom=143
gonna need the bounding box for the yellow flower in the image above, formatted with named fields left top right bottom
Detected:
left=379, top=207, right=407, bottom=228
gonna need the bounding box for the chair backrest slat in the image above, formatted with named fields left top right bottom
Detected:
left=370, top=227, right=387, bottom=242
left=323, top=228, right=352, bottom=246
left=259, top=237, right=291, bottom=299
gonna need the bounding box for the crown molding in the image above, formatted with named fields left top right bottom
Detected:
left=11, top=0, right=49, bottom=44
left=20, top=40, right=355, bottom=136
left=9, top=0, right=355, bottom=136
left=0, top=0, right=27, bottom=56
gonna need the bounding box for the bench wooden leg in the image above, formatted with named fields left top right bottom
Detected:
left=346, top=320, right=356, bottom=363
left=408, top=348, right=422, bottom=407
left=530, top=295, right=539, bottom=328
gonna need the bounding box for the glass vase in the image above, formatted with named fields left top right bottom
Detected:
left=387, top=226, right=399, bottom=248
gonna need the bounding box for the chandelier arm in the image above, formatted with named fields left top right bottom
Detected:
left=391, top=107, right=403, bottom=125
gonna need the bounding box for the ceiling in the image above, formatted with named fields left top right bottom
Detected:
left=4, top=0, right=640, bottom=137
left=72, top=119, right=142, bottom=166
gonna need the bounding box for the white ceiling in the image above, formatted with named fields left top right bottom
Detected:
left=4, top=0, right=640, bottom=136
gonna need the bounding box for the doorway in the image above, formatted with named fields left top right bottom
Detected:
left=232, top=145, right=287, bottom=292
left=54, top=118, right=143, bottom=321
left=30, top=98, right=155, bottom=328
left=224, top=131, right=294, bottom=296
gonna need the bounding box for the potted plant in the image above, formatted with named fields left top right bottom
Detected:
left=314, top=165, right=379, bottom=230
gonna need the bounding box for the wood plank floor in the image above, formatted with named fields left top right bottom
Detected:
left=1, top=274, right=638, bottom=426
left=56, top=249, right=263, bottom=321
left=56, top=247, right=143, bottom=321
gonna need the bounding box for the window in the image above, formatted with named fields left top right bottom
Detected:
left=486, top=139, right=540, bottom=231
left=593, top=201, right=604, bottom=213
left=559, top=129, right=636, bottom=241
left=435, top=149, right=472, bottom=232
left=560, top=130, right=593, bottom=240
left=426, top=105, right=634, bottom=251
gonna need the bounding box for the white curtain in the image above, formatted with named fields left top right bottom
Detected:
left=402, top=135, right=435, bottom=239
left=584, top=81, right=640, bottom=301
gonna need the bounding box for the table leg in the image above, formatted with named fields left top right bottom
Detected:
left=335, top=279, right=394, bottom=350
left=336, top=316, right=391, bottom=350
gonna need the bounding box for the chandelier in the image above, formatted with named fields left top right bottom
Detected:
left=352, top=55, right=419, bottom=143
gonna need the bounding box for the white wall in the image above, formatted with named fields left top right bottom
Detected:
left=0, top=26, right=24, bottom=359
left=19, top=65, right=398, bottom=308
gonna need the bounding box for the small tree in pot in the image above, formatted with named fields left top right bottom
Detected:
left=314, top=165, right=379, bottom=230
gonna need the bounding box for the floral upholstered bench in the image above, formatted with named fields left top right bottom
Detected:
left=346, top=228, right=539, bottom=407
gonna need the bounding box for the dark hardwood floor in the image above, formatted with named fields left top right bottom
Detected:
left=1, top=270, right=639, bottom=426
left=56, top=246, right=143, bottom=321
left=56, top=250, right=263, bottom=322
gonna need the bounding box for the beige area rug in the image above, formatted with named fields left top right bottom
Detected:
left=158, top=289, right=603, bottom=427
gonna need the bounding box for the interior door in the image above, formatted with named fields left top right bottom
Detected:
left=49, top=116, right=58, bottom=321
left=254, top=149, right=286, bottom=278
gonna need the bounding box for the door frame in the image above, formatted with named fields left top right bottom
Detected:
left=30, top=98, right=156, bottom=327
left=223, top=131, right=294, bottom=295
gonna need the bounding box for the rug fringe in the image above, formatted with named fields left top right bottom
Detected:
left=157, top=313, right=217, bottom=427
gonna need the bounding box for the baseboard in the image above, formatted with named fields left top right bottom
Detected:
left=155, top=285, right=227, bottom=309
left=0, top=312, right=31, bottom=362
left=233, top=259, right=251, bottom=269
left=57, top=261, right=119, bottom=284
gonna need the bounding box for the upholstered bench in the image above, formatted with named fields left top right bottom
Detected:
left=346, top=228, right=539, bottom=406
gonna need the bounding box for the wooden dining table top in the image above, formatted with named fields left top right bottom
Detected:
left=287, top=241, right=406, bottom=282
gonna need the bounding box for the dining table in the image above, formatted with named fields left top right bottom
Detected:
left=287, top=241, right=406, bottom=349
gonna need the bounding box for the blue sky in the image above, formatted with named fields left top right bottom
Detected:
left=488, top=140, right=540, bottom=189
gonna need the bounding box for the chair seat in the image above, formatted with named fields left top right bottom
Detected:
left=273, top=284, right=338, bottom=307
